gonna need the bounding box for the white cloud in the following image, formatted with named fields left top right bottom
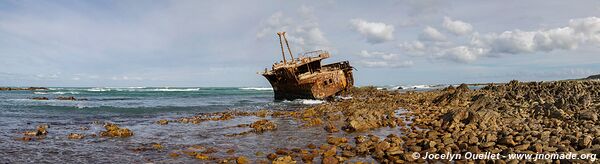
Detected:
left=533, top=27, right=579, bottom=51
left=358, top=60, right=414, bottom=68
left=350, top=19, right=395, bottom=44
left=257, top=6, right=330, bottom=51
left=442, top=17, right=473, bottom=35
left=419, top=26, right=446, bottom=41
left=402, top=16, right=600, bottom=63
left=399, top=41, right=426, bottom=54
left=474, top=17, right=599, bottom=54
left=440, top=46, right=488, bottom=63
left=484, top=30, right=538, bottom=54
left=569, top=16, right=600, bottom=43
left=356, top=50, right=412, bottom=68
left=358, top=50, right=399, bottom=60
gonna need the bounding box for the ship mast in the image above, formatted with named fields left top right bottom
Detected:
left=281, top=32, right=294, bottom=63
left=277, top=32, right=287, bottom=64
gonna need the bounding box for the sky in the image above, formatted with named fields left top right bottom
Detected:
left=0, top=0, right=599, bottom=87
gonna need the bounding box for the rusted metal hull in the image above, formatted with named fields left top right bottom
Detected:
left=262, top=32, right=355, bottom=100
left=263, top=61, right=354, bottom=100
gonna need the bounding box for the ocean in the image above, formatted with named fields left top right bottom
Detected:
left=0, top=87, right=331, bottom=163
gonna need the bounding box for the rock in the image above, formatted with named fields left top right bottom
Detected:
left=514, top=143, right=530, bottom=151
left=276, top=148, right=290, bottom=155
left=1, top=87, right=47, bottom=91
left=301, top=154, right=315, bottom=163
left=323, top=146, right=337, bottom=157
left=326, top=136, right=348, bottom=146
left=307, top=143, right=317, bottom=149
left=324, top=122, right=339, bottom=133
left=227, top=149, right=235, bottom=154
left=341, top=150, right=355, bottom=157
left=256, top=109, right=269, bottom=117
left=157, top=119, right=169, bottom=125
left=580, top=135, right=593, bottom=148
left=250, top=119, right=277, bottom=133
left=56, top=96, right=77, bottom=101
left=499, top=136, right=517, bottom=146
left=267, top=153, right=278, bottom=160
left=375, top=141, right=391, bottom=152
left=272, top=156, right=295, bottom=164
left=195, top=154, right=210, bottom=160
left=24, top=124, right=49, bottom=136
left=32, top=97, right=49, bottom=100
left=168, top=152, right=180, bottom=158
left=99, top=123, right=133, bottom=138
left=322, top=156, right=339, bottom=164
left=152, top=143, right=164, bottom=150
left=303, top=118, right=323, bottom=127
left=578, top=111, right=598, bottom=121
left=68, top=133, right=85, bottom=139
left=403, top=152, right=417, bottom=162
left=236, top=156, right=249, bottom=164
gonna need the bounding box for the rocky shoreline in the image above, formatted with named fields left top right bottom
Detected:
left=10, top=80, right=600, bottom=163
left=150, top=79, right=600, bottom=163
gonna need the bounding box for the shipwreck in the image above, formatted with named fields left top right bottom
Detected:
left=261, top=32, right=354, bottom=100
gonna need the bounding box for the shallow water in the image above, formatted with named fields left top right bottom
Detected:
left=0, top=87, right=406, bottom=163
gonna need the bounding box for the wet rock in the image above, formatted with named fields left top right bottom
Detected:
left=323, top=146, right=337, bottom=157
left=57, top=96, right=77, bottom=101
left=267, top=153, right=278, bottom=160
left=303, top=118, right=323, bottom=127
left=152, top=143, right=164, bottom=150
left=1, top=87, right=47, bottom=91
left=168, top=152, right=180, bottom=158
left=341, top=150, right=355, bottom=157
left=32, top=97, right=49, bottom=100
left=272, top=156, right=295, bottom=164
left=68, top=133, right=85, bottom=139
left=236, top=156, right=249, bottom=164
left=250, top=119, right=277, bottom=133
left=157, top=119, right=169, bottom=125
left=326, top=136, right=348, bottom=146
left=322, top=156, right=339, bottom=164
left=324, top=122, right=339, bottom=133
left=24, top=124, right=49, bottom=136
left=99, top=123, right=133, bottom=138
left=256, top=109, right=269, bottom=117
left=226, top=149, right=235, bottom=154
left=276, top=148, right=290, bottom=155
left=195, top=154, right=210, bottom=160
left=301, top=154, right=315, bottom=163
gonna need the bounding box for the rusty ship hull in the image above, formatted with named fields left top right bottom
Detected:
left=262, top=32, right=354, bottom=100
left=263, top=61, right=354, bottom=100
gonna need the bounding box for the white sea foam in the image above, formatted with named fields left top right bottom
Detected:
left=35, top=91, right=80, bottom=95
left=411, top=85, right=431, bottom=89
left=300, top=99, right=326, bottom=105
left=148, top=88, right=200, bottom=92
left=335, top=96, right=353, bottom=100
left=239, top=87, right=273, bottom=91
left=88, top=88, right=110, bottom=92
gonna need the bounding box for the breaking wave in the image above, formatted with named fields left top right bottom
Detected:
left=239, top=87, right=273, bottom=91
left=34, top=91, right=80, bottom=95
left=300, top=99, right=326, bottom=105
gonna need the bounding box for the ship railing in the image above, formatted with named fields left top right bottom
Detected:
left=302, top=50, right=329, bottom=57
